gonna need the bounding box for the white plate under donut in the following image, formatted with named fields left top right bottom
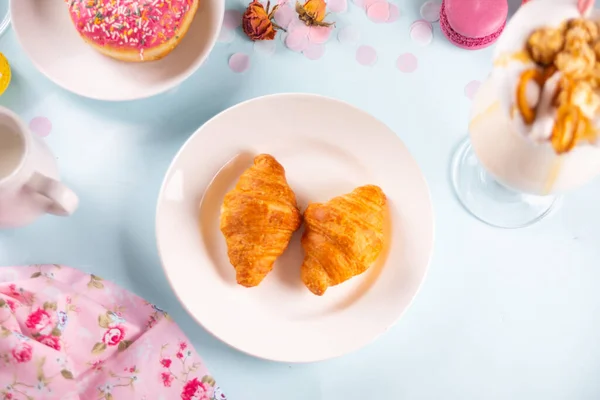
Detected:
left=10, top=0, right=223, bottom=101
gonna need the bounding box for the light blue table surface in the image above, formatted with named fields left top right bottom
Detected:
left=3, top=0, right=600, bottom=399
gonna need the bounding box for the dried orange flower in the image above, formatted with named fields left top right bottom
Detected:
left=242, top=0, right=282, bottom=41
left=295, top=0, right=334, bottom=27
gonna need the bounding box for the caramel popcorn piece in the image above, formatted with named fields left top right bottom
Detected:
left=593, top=41, right=600, bottom=60
left=528, top=27, right=564, bottom=66
left=571, top=79, right=600, bottom=118
left=590, top=61, right=600, bottom=87
left=550, top=77, right=599, bottom=153
left=555, top=41, right=595, bottom=79
left=566, top=18, right=599, bottom=42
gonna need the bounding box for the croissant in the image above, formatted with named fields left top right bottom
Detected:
left=220, top=154, right=302, bottom=287
left=300, top=185, right=386, bottom=296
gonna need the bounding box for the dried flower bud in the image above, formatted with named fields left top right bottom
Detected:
left=295, top=0, right=333, bottom=27
left=242, top=0, right=280, bottom=41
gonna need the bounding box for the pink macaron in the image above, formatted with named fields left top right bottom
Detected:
left=440, top=0, right=508, bottom=50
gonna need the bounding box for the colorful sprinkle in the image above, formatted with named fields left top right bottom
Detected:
left=228, top=53, right=250, bottom=73
left=396, top=53, right=418, bottom=73
left=29, top=117, right=52, bottom=138
left=356, top=45, right=377, bottom=66
left=464, top=80, right=481, bottom=100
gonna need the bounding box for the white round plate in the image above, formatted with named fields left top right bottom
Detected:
left=10, top=0, right=223, bottom=101
left=156, top=94, right=434, bottom=362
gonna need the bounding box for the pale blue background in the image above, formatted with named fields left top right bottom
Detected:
left=3, top=0, right=600, bottom=399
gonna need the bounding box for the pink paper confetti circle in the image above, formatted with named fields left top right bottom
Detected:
left=308, top=26, right=332, bottom=44
left=223, top=9, right=243, bottom=30
left=410, top=20, right=433, bottom=46
left=352, top=0, right=365, bottom=8
left=420, top=1, right=440, bottom=22
left=363, top=0, right=385, bottom=10
left=367, top=2, right=390, bottom=23
left=387, top=3, right=400, bottom=22
left=356, top=45, right=377, bottom=66
left=464, top=80, right=481, bottom=100
left=217, top=26, right=235, bottom=43
left=337, top=25, right=360, bottom=45
left=288, top=19, right=310, bottom=36
left=228, top=53, right=250, bottom=73
left=328, top=0, right=348, bottom=12
left=274, top=5, right=295, bottom=29
left=29, top=117, right=52, bottom=138
left=303, top=43, right=326, bottom=60
left=254, top=40, right=277, bottom=55
left=396, top=53, right=418, bottom=73
left=285, top=30, right=309, bottom=52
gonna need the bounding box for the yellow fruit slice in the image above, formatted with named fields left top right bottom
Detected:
left=0, top=53, right=11, bottom=96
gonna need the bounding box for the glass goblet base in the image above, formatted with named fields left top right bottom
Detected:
left=451, top=137, right=560, bottom=229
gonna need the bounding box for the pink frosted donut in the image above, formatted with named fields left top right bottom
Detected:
left=65, top=0, right=200, bottom=62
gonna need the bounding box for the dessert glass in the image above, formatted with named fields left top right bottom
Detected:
left=451, top=1, right=600, bottom=228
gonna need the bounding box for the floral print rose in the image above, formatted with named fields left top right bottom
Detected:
left=181, top=378, right=212, bottom=400
left=38, top=335, right=61, bottom=351
left=92, top=311, right=132, bottom=354
left=22, top=302, right=68, bottom=351
left=0, top=298, right=17, bottom=314
left=157, top=343, right=221, bottom=399
left=102, top=326, right=125, bottom=346
left=11, top=341, right=32, bottom=363
left=25, top=308, right=54, bottom=335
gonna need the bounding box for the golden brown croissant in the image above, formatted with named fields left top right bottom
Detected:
left=300, top=185, right=386, bottom=296
left=220, top=154, right=302, bottom=287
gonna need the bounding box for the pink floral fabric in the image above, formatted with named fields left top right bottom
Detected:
left=0, top=265, right=227, bottom=400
